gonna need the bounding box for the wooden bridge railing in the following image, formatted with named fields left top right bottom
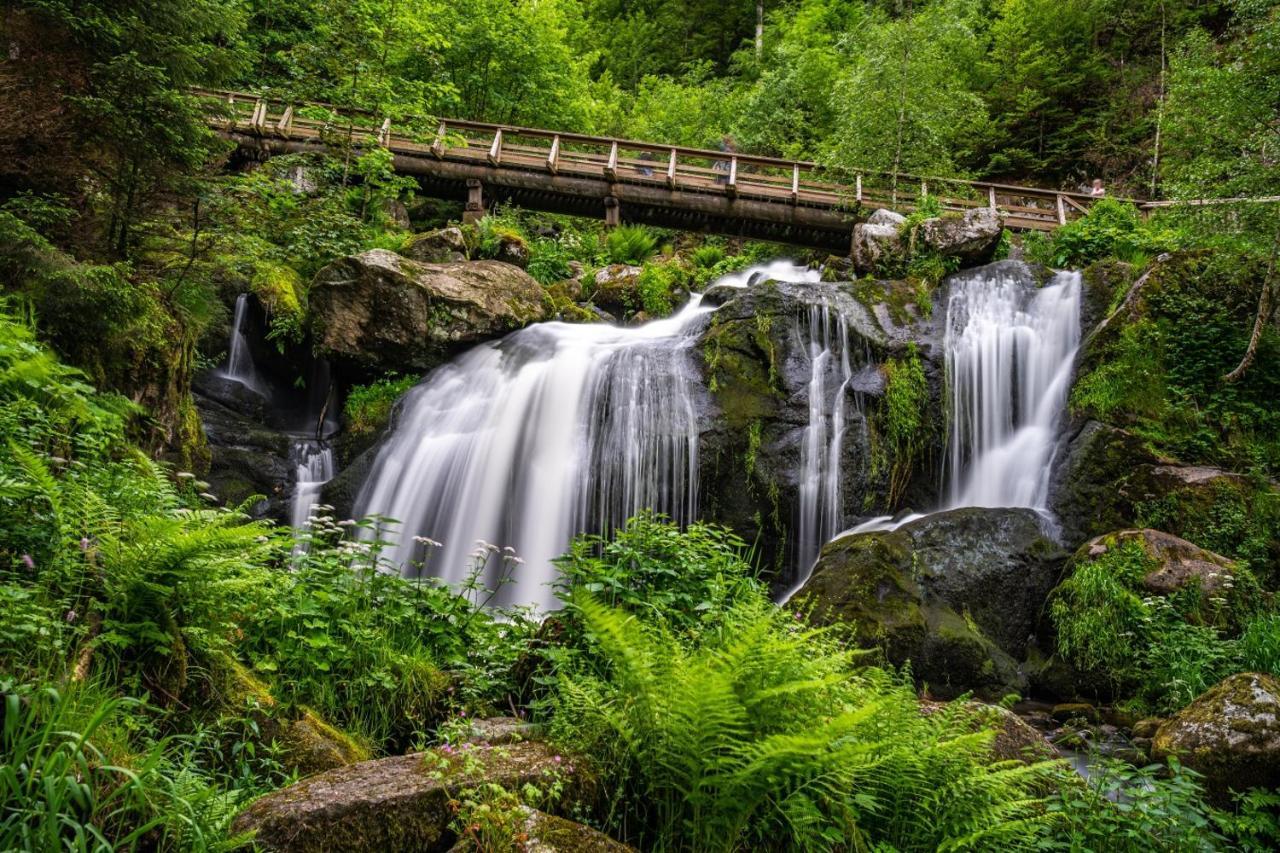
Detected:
left=196, top=88, right=1128, bottom=233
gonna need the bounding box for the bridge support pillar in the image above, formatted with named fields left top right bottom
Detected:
left=463, top=179, right=484, bottom=224
left=603, top=196, right=621, bottom=228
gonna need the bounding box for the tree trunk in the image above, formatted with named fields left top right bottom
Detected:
left=1222, top=227, right=1280, bottom=384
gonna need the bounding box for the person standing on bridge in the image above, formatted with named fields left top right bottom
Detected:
left=714, top=135, right=737, bottom=184
left=1090, top=178, right=1106, bottom=198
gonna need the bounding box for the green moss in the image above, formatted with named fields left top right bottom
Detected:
left=875, top=343, right=930, bottom=505
left=344, top=374, right=419, bottom=441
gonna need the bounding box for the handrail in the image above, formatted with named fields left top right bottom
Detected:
left=193, top=87, right=1126, bottom=209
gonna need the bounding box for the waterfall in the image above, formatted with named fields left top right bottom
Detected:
left=221, top=294, right=263, bottom=392
left=782, top=265, right=1082, bottom=600
left=290, top=440, right=336, bottom=531
left=944, top=268, right=1082, bottom=509
left=355, top=262, right=818, bottom=611
left=795, top=303, right=859, bottom=570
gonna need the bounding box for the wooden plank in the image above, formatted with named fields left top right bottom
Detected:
left=275, top=105, right=294, bottom=138
left=726, top=156, right=738, bottom=198
left=790, top=164, right=800, bottom=204
left=487, top=129, right=503, bottom=166
left=666, top=149, right=678, bottom=189
left=378, top=117, right=391, bottom=147
left=1056, top=194, right=1067, bottom=225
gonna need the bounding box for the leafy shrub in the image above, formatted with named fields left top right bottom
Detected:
left=546, top=596, right=1059, bottom=851
left=877, top=343, right=930, bottom=504
left=525, top=237, right=575, bottom=285
left=1031, top=199, right=1183, bottom=268
left=472, top=212, right=529, bottom=260
left=1043, top=756, right=1227, bottom=851
left=635, top=260, right=687, bottom=316
left=605, top=225, right=658, bottom=265
left=553, top=513, right=763, bottom=639
left=343, top=374, right=418, bottom=440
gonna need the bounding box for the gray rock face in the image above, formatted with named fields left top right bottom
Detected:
left=309, top=250, right=549, bottom=377
left=194, top=390, right=294, bottom=521
left=401, top=227, right=468, bottom=264
left=796, top=507, right=1067, bottom=699
left=694, top=277, right=925, bottom=580
left=918, top=208, right=1004, bottom=264
left=851, top=222, right=903, bottom=273
left=1152, top=672, right=1280, bottom=799
left=1048, top=420, right=1160, bottom=547
left=231, top=740, right=596, bottom=852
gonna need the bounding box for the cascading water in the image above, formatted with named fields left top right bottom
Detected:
left=356, top=261, right=820, bottom=611
left=781, top=264, right=1082, bottom=600
left=221, top=294, right=263, bottom=393
left=944, top=269, right=1082, bottom=509
left=289, top=440, right=336, bottom=531
left=794, top=303, right=860, bottom=570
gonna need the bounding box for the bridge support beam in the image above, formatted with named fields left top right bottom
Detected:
left=463, top=179, right=484, bottom=224
left=603, top=195, right=621, bottom=228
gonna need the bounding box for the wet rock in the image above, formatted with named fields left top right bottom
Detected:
left=918, top=208, right=1004, bottom=265
left=1048, top=420, right=1160, bottom=547
left=796, top=507, right=1067, bottom=699
left=193, top=391, right=293, bottom=521
left=463, top=716, right=538, bottom=746
left=1152, top=673, right=1280, bottom=799
left=1052, top=703, right=1101, bottom=724
left=309, top=251, right=549, bottom=378
left=922, top=701, right=1056, bottom=763
left=694, top=278, right=906, bottom=581
left=232, top=740, right=595, bottom=852
left=401, top=227, right=468, bottom=264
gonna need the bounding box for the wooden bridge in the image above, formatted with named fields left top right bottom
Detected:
left=199, top=89, right=1121, bottom=251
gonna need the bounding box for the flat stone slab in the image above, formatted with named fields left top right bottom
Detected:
left=233, top=740, right=593, bottom=852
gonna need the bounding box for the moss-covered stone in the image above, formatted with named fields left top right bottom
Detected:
left=446, top=808, right=636, bottom=852
left=309, top=251, right=549, bottom=380
left=1151, top=672, right=1280, bottom=801
left=193, top=652, right=370, bottom=778
left=798, top=507, right=1066, bottom=699
left=232, top=741, right=597, bottom=852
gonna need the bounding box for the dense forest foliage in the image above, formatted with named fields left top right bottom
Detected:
left=2, top=0, right=1280, bottom=850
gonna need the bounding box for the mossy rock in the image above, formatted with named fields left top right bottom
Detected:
left=232, top=741, right=597, bottom=852
left=448, top=808, right=635, bottom=852
left=195, top=652, right=370, bottom=778
left=798, top=507, right=1066, bottom=699
left=1151, top=672, right=1280, bottom=801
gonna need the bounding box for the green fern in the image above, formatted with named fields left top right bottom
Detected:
left=548, top=595, right=1061, bottom=851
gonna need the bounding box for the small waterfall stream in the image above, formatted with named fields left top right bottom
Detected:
left=795, top=303, right=860, bottom=570
left=356, top=262, right=819, bottom=610
left=290, top=440, right=336, bottom=530
left=221, top=294, right=264, bottom=393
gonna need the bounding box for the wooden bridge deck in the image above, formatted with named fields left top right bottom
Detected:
left=198, top=89, right=1123, bottom=251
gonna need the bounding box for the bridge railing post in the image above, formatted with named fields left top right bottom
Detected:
left=431, top=121, right=446, bottom=159
left=666, top=149, right=677, bottom=189
left=855, top=174, right=863, bottom=204
left=547, top=135, right=560, bottom=174
left=464, top=179, right=484, bottom=224
left=1056, top=193, right=1067, bottom=225
left=377, top=117, right=391, bottom=147
left=726, top=156, right=738, bottom=198
left=605, top=141, right=618, bottom=181
left=989, top=186, right=997, bottom=211
left=487, top=130, right=503, bottom=166
left=276, top=105, right=294, bottom=138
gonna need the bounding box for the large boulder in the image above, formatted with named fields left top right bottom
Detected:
left=797, top=507, right=1067, bottom=699
left=851, top=222, right=902, bottom=274
left=918, top=208, right=1004, bottom=264
left=232, top=740, right=596, bottom=852
left=401, top=227, right=468, bottom=264
left=1049, top=420, right=1159, bottom=547
left=309, top=251, right=549, bottom=377
left=1151, top=673, right=1280, bottom=799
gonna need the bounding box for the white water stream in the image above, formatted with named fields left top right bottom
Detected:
left=356, top=262, right=819, bottom=610
left=220, top=294, right=264, bottom=393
